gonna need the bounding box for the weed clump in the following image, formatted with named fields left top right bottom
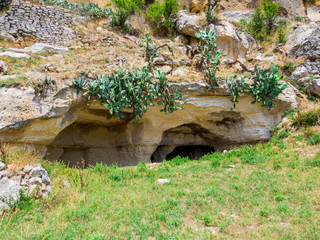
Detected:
left=145, top=0, right=179, bottom=36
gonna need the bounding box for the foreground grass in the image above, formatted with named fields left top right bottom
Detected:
left=1, top=140, right=320, bottom=239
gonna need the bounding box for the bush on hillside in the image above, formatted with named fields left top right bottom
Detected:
left=145, top=0, right=179, bottom=36
left=247, top=0, right=280, bottom=41
left=109, top=0, right=145, bottom=29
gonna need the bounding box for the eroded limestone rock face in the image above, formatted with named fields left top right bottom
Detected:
left=212, top=21, right=257, bottom=61
left=286, top=22, right=320, bottom=60
left=0, top=82, right=296, bottom=166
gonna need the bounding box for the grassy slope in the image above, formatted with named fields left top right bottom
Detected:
left=1, top=138, right=320, bottom=239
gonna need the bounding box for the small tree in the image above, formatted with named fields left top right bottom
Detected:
left=195, top=29, right=227, bottom=87
left=145, top=0, right=179, bottom=36
left=248, top=0, right=280, bottom=41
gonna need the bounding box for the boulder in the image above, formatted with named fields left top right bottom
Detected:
left=0, top=162, right=5, bottom=171
left=157, top=179, right=170, bottom=185
left=0, top=170, right=13, bottom=179
left=30, top=166, right=48, bottom=178
left=212, top=21, right=257, bottom=61
left=306, top=79, right=320, bottom=97
left=25, top=43, right=69, bottom=54
left=0, top=61, right=8, bottom=75
left=254, top=55, right=278, bottom=62
left=172, top=68, right=188, bottom=77
left=274, top=0, right=305, bottom=16
left=23, top=164, right=33, bottom=174
left=0, top=31, right=15, bottom=42
left=0, top=177, right=22, bottom=211
left=307, top=7, right=320, bottom=22
left=0, top=52, right=31, bottom=59
left=218, top=11, right=254, bottom=23
left=286, top=22, right=320, bottom=60
left=156, top=65, right=172, bottom=74
left=175, top=10, right=202, bottom=37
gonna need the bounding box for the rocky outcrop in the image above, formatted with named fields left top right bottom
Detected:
left=212, top=21, right=258, bottom=61
left=0, top=163, right=51, bottom=212
left=0, top=82, right=296, bottom=167
left=218, top=11, right=254, bottom=23
left=0, top=0, right=76, bottom=45
left=0, top=61, right=8, bottom=75
left=175, top=10, right=202, bottom=37
left=307, top=7, right=320, bottom=22
left=274, top=0, right=305, bottom=16
left=286, top=22, right=320, bottom=60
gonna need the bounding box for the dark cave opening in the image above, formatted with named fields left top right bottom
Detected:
left=151, top=145, right=215, bottom=162
left=166, top=145, right=215, bottom=160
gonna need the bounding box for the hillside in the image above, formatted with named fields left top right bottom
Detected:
left=0, top=0, right=320, bottom=239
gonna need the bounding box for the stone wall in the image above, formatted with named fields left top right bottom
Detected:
left=0, top=0, right=76, bottom=45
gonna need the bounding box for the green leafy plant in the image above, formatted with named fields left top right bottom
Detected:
left=195, top=29, right=227, bottom=87
left=73, top=75, right=89, bottom=94
left=34, top=76, right=56, bottom=99
left=250, top=63, right=287, bottom=110
left=0, top=0, right=11, bottom=11
left=292, top=108, right=320, bottom=128
left=226, top=75, right=247, bottom=110
left=145, top=0, right=179, bottom=36
left=141, top=30, right=173, bottom=70
left=248, top=0, right=280, bottom=41
left=109, top=0, right=145, bottom=29
left=205, top=0, right=219, bottom=25
left=39, top=0, right=110, bottom=19
left=281, top=62, right=296, bottom=76
left=75, top=67, right=184, bottom=121
left=2, top=190, right=34, bottom=212
left=307, top=133, right=320, bottom=145
left=277, top=24, right=287, bottom=44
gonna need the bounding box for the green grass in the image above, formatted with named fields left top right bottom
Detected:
left=1, top=141, right=320, bottom=239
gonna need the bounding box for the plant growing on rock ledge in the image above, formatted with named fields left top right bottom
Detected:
left=195, top=29, right=227, bottom=87
left=227, top=75, right=247, bottom=110
left=227, top=63, right=287, bottom=110
left=75, top=67, right=184, bottom=121
left=250, top=63, right=287, bottom=110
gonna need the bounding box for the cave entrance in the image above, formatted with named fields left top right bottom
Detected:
left=150, top=123, right=224, bottom=163
left=166, top=145, right=215, bottom=160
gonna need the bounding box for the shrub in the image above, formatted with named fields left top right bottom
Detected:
left=281, top=62, right=296, bottom=76
left=0, top=0, right=11, bottom=11
left=74, top=67, right=184, bottom=121
left=307, top=133, right=320, bottom=145
left=250, top=63, right=287, bottom=110
left=292, top=108, right=320, bottom=128
left=109, top=0, right=145, bottom=29
left=228, top=63, right=287, bottom=110
left=248, top=0, right=280, bottom=41
left=277, top=24, right=287, bottom=44
left=145, top=0, right=179, bottom=36
left=195, top=29, right=227, bottom=87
